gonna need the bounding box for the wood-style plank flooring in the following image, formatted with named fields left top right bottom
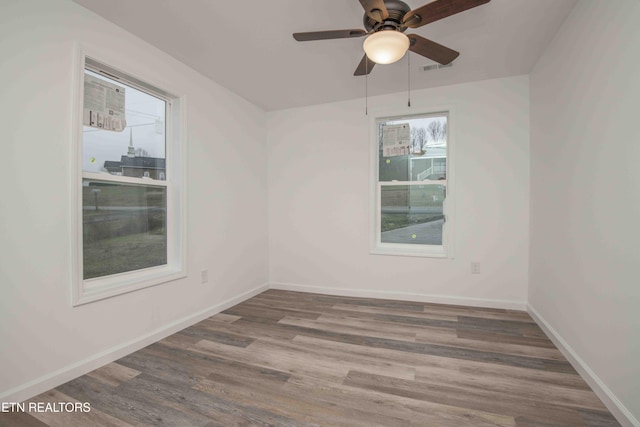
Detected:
left=1, top=290, right=620, bottom=426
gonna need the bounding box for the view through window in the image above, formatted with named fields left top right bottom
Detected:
left=376, top=113, right=448, bottom=249
left=82, top=69, right=168, bottom=279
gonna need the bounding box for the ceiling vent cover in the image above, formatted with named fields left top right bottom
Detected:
left=421, top=62, right=453, bottom=72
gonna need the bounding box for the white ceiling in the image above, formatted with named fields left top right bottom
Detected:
left=72, top=0, right=577, bottom=111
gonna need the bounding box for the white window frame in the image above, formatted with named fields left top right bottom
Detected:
left=70, top=45, right=187, bottom=306
left=369, top=107, right=455, bottom=258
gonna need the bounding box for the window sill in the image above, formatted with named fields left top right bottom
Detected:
left=370, top=245, right=449, bottom=258
left=73, top=266, right=186, bottom=306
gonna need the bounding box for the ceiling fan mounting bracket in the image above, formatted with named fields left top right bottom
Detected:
left=363, top=0, right=411, bottom=33
left=403, top=14, right=421, bottom=28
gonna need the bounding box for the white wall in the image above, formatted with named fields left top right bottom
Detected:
left=267, top=76, right=530, bottom=307
left=0, top=0, right=268, bottom=401
left=529, top=0, right=640, bottom=424
left=7, top=2, right=636, bottom=423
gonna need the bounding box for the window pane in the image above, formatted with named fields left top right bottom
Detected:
left=380, top=184, right=445, bottom=245
left=83, top=70, right=166, bottom=181
left=82, top=180, right=167, bottom=279
left=378, top=115, right=447, bottom=182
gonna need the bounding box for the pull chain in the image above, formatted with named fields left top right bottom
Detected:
left=407, top=53, right=411, bottom=107
left=365, top=58, right=369, bottom=115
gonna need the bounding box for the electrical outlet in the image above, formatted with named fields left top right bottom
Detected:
left=471, top=262, right=481, bottom=274
left=201, top=269, right=209, bottom=284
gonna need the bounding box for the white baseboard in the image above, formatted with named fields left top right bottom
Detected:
left=527, top=304, right=639, bottom=427
left=1, top=282, right=269, bottom=404
left=269, top=281, right=527, bottom=311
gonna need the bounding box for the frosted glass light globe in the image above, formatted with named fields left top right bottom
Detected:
left=363, top=30, right=410, bottom=64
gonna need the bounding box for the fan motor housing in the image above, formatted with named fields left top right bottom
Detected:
left=363, top=0, right=411, bottom=32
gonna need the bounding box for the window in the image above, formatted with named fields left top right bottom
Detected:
left=72, top=54, right=185, bottom=305
left=371, top=111, right=453, bottom=257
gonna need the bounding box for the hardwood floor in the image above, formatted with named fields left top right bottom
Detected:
left=1, top=290, right=620, bottom=426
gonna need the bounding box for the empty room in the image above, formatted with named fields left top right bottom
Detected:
left=0, top=0, right=638, bottom=426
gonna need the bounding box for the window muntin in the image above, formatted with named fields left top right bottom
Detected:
left=73, top=54, right=184, bottom=305
left=373, top=112, right=449, bottom=256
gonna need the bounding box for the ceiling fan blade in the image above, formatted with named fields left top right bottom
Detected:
left=403, top=0, right=490, bottom=28
left=354, top=54, right=376, bottom=76
left=407, top=34, right=459, bottom=65
left=293, top=29, right=367, bottom=41
left=359, top=0, right=390, bottom=23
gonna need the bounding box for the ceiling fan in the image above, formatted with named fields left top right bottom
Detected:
left=293, top=0, right=490, bottom=76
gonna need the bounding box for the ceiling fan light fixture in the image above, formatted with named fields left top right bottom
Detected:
left=363, top=30, right=409, bottom=64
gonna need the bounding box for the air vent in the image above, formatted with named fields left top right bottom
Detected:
left=421, top=63, right=453, bottom=72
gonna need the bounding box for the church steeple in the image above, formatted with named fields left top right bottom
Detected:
left=127, top=127, right=135, bottom=158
